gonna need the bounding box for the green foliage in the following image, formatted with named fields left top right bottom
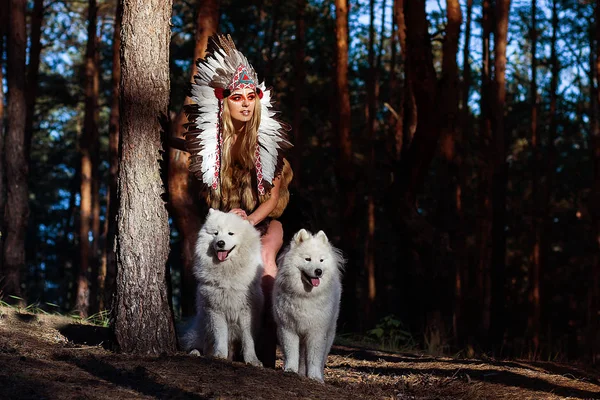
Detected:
left=367, top=315, right=415, bottom=352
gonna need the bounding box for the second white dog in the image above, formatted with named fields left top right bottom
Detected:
left=273, top=229, right=344, bottom=382
left=180, top=209, right=263, bottom=367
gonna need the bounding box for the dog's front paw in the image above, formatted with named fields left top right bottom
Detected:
left=307, top=373, right=325, bottom=383
left=245, top=357, right=263, bottom=367
left=189, top=349, right=201, bottom=357
left=213, top=351, right=227, bottom=360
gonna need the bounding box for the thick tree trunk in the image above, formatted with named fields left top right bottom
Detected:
left=476, top=0, right=494, bottom=344
left=528, top=0, right=541, bottom=357
left=3, top=0, right=28, bottom=303
left=114, top=0, right=176, bottom=354
left=397, top=0, right=438, bottom=207
left=101, top=0, right=122, bottom=313
left=490, top=0, right=511, bottom=352
left=168, top=0, right=218, bottom=317
left=75, top=0, right=99, bottom=318
left=292, top=0, right=306, bottom=185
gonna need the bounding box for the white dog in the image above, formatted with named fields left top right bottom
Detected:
left=273, top=229, right=344, bottom=382
left=180, top=209, right=263, bottom=367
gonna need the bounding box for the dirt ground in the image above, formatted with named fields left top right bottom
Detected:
left=0, top=306, right=599, bottom=400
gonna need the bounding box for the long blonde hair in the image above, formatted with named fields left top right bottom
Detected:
left=208, top=97, right=262, bottom=212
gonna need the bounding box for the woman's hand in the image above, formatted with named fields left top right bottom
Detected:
left=229, top=208, right=248, bottom=219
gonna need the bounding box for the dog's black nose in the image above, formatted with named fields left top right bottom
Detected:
left=216, top=240, right=225, bottom=248
left=315, top=268, right=322, bottom=277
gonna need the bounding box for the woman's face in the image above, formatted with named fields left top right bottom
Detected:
left=227, top=88, right=256, bottom=124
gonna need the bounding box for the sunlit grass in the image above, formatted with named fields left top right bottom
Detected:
left=0, top=298, right=110, bottom=327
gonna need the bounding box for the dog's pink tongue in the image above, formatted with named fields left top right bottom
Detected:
left=311, top=278, right=320, bottom=287
left=217, top=251, right=228, bottom=262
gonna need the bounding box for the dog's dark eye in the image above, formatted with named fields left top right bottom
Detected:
left=305, top=257, right=311, bottom=262
left=228, top=232, right=234, bottom=236
left=213, top=231, right=218, bottom=235
left=320, top=259, right=324, bottom=262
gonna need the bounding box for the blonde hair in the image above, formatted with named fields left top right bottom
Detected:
left=208, top=96, right=262, bottom=212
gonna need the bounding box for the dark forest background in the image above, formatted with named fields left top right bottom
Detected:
left=2, top=0, right=600, bottom=362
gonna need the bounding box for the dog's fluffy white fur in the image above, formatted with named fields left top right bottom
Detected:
left=180, top=209, right=263, bottom=366
left=273, top=229, right=344, bottom=382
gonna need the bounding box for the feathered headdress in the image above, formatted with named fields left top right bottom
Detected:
left=184, top=34, right=291, bottom=196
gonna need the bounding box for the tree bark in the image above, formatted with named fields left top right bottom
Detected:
left=75, top=0, right=99, bottom=318
left=168, top=0, right=218, bottom=317
left=101, top=0, right=122, bottom=313
left=528, top=0, right=541, bottom=357
left=2, top=0, right=28, bottom=303
left=490, top=0, right=511, bottom=351
left=114, top=0, right=176, bottom=354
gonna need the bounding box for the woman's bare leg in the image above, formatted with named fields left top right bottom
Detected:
left=258, top=220, right=283, bottom=368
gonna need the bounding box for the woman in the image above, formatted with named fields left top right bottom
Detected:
left=183, top=34, right=293, bottom=367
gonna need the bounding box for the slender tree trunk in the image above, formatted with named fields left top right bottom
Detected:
left=0, top=0, right=7, bottom=276
left=75, top=0, right=99, bottom=318
left=490, top=0, right=511, bottom=352
left=528, top=0, right=541, bottom=357
left=25, top=0, right=43, bottom=155
left=545, top=0, right=558, bottom=358
left=101, top=0, right=122, bottom=313
left=459, top=0, right=473, bottom=348
left=264, top=0, right=280, bottom=81
left=435, top=0, right=463, bottom=346
left=114, top=0, right=176, bottom=354
left=3, top=0, right=28, bottom=303
left=335, top=0, right=358, bottom=329
left=394, top=0, right=415, bottom=161
left=292, top=0, right=306, bottom=185
left=589, top=0, right=600, bottom=364
left=476, top=0, right=494, bottom=343
left=168, top=0, right=218, bottom=317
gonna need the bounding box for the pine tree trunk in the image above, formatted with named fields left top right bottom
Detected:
left=292, top=0, right=306, bottom=185
left=75, top=0, right=99, bottom=318
left=528, top=0, right=541, bottom=357
left=3, top=0, right=28, bottom=303
left=490, top=0, right=511, bottom=351
left=589, top=0, right=600, bottom=364
left=168, top=0, right=218, bottom=317
left=476, top=0, right=494, bottom=344
left=546, top=0, right=558, bottom=359
left=397, top=0, right=438, bottom=206
left=436, top=0, right=463, bottom=346
left=334, top=0, right=358, bottom=329
left=101, top=0, right=122, bottom=313
left=0, top=0, right=7, bottom=276
left=24, top=0, right=43, bottom=154
left=114, top=0, right=176, bottom=354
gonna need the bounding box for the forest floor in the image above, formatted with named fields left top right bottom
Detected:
left=0, top=306, right=599, bottom=400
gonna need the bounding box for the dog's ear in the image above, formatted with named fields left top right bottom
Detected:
left=315, top=230, right=329, bottom=244
left=292, top=229, right=311, bottom=246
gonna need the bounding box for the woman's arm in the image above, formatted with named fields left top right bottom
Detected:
left=246, top=176, right=282, bottom=226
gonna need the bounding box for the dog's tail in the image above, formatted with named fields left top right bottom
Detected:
left=177, top=316, right=204, bottom=353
